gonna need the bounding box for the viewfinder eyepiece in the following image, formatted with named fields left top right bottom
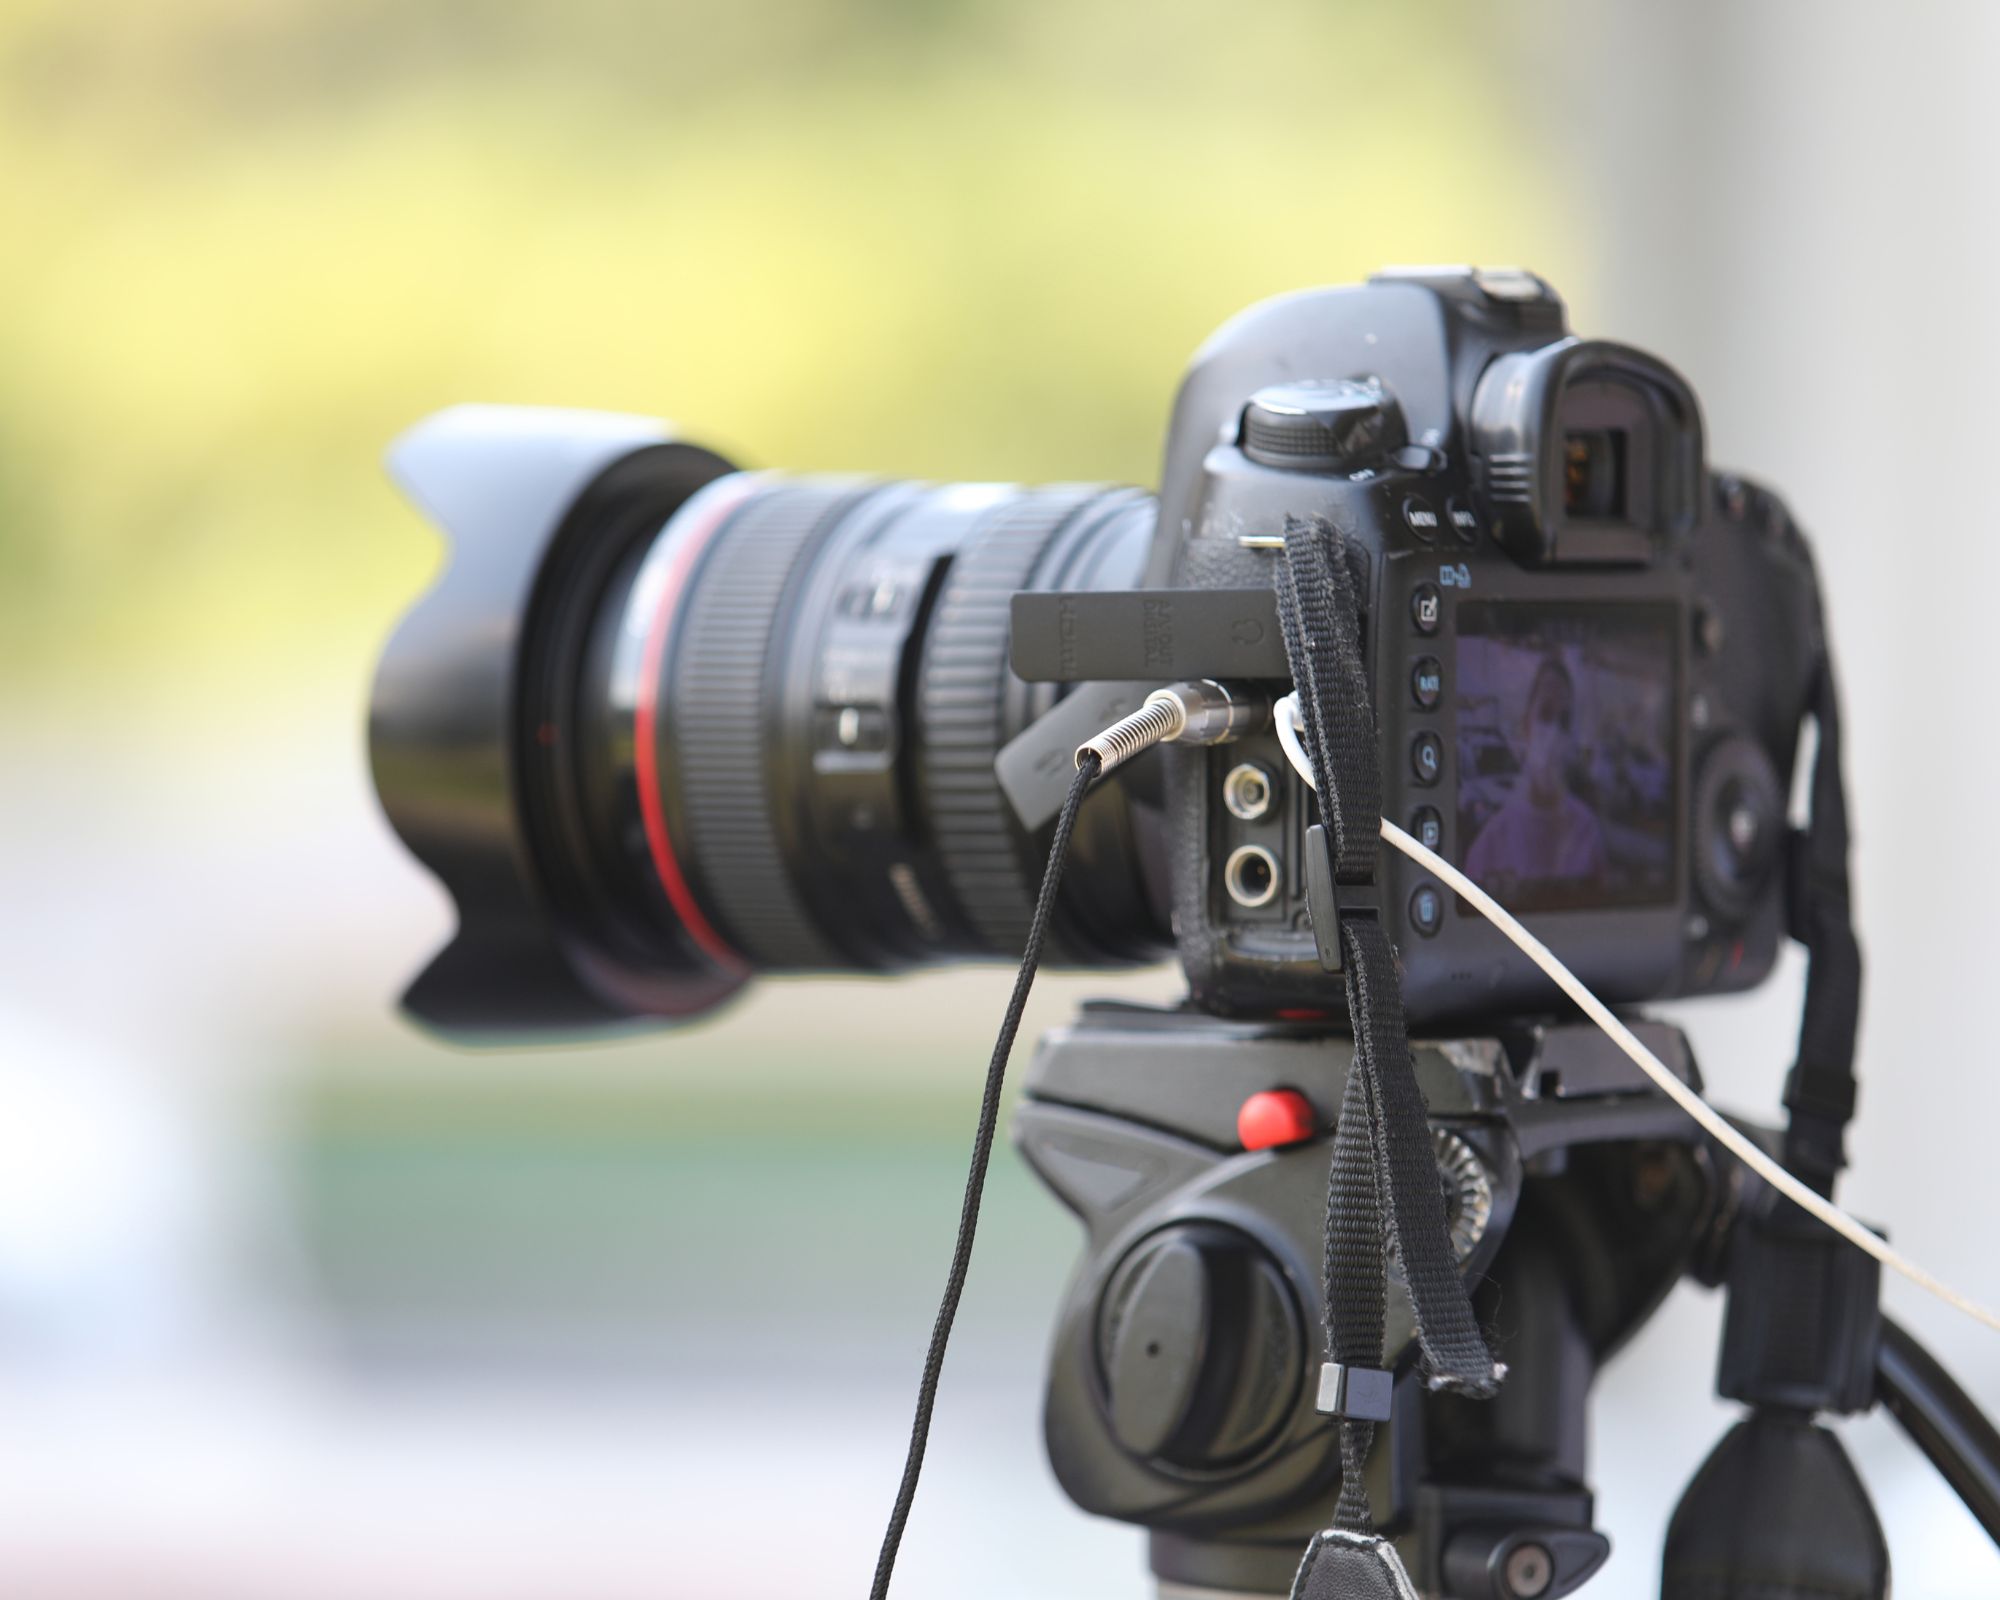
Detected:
left=1471, top=338, right=1704, bottom=566
left=1562, top=427, right=1627, bottom=520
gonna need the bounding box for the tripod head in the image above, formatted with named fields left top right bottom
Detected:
left=1018, top=1007, right=1705, bottom=1596
left=1016, top=998, right=2000, bottom=1600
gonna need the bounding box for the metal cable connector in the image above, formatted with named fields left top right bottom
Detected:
left=1075, top=680, right=1269, bottom=776
left=1077, top=695, right=1183, bottom=774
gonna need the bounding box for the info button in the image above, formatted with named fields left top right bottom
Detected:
left=1446, top=497, right=1480, bottom=546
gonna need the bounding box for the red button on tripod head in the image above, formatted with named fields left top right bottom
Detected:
left=1237, top=1089, right=1318, bottom=1151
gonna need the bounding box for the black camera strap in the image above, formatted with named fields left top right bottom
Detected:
left=1782, top=648, right=1861, bottom=1193
left=1273, top=515, right=1501, bottom=1555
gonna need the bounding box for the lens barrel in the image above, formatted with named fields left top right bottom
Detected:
left=595, top=474, right=1169, bottom=977
left=372, top=407, right=1169, bottom=1036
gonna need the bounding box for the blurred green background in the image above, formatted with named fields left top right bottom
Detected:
left=0, top=0, right=1567, bottom=689
left=0, top=0, right=1577, bottom=1366
left=5, top=1, right=1999, bottom=1596
left=0, top=6, right=1586, bottom=1592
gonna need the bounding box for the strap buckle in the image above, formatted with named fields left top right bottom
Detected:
left=1303, top=822, right=1378, bottom=975
left=1316, top=1361, right=1394, bottom=1423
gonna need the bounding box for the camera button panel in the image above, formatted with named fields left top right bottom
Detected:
left=1402, top=494, right=1441, bottom=545
left=1411, top=655, right=1443, bottom=710
left=1410, top=583, right=1442, bottom=635
left=1410, top=732, right=1443, bottom=786
left=1409, top=884, right=1444, bottom=936
left=1446, top=497, right=1480, bottom=547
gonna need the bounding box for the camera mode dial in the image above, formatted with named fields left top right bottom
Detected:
left=1239, top=379, right=1407, bottom=472
left=1094, top=1222, right=1303, bottom=1472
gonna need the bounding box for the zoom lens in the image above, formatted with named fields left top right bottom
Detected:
left=373, top=408, right=1171, bottom=1036
left=583, top=474, right=1169, bottom=979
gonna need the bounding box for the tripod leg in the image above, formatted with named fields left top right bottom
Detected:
left=1877, top=1314, right=2000, bottom=1545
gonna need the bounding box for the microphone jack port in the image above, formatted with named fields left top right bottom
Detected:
left=1224, top=844, right=1280, bottom=909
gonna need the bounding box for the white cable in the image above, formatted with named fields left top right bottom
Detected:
left=1271, top=693, right=2000, bottom=1334
left=1273, top=687, right=1317, bottom=795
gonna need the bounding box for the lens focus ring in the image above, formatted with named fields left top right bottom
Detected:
left=664, top=482, right=863, bottom=966
left=918, top=492, right=1097, bottom=955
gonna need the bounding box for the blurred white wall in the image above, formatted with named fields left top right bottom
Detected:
left=1540, top=4, right=2000, bottom=1594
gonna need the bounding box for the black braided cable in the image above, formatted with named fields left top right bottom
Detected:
left=867, top=751, right=1104, bottom=1599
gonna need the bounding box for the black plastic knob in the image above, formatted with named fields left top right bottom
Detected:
left=1691, top=734, right=1783, bottom=920
left=1442, top=1525, right=1610, bottom=1599
left=1239, top=378, right=1407, bottom=472
left=1094, top=1223, right=1302, bottom=1470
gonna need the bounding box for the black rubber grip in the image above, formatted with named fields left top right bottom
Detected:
left=665, top=482, right=857, bottom=966
left=917, top=490, right=1099, bottom=956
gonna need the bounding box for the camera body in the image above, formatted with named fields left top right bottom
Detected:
left=370, top=269, right=1827, bottom=1044
left=1136, top=268, right=1822, bottom=1027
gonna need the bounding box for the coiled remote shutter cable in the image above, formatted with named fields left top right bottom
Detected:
left=868, top=750, right=1103, bottom=1600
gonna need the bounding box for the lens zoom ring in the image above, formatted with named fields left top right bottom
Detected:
left=918, top=492, right=1092, bottom=955
left=667, top=484, right=853, bottom=967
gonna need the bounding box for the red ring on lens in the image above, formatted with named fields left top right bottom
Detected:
left=632, top=476, right=759, bottom=973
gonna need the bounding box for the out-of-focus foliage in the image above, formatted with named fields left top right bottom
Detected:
left=0, top=0, right=1561, bottom=686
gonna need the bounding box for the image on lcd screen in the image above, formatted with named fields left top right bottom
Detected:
left=1454, top=601, right=1677, bottom=914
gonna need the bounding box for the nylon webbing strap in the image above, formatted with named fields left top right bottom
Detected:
left=1274, top=516, right=1500, bottom=1535
left=1782, top=650, right=1862, bottom=1193
left=1273, top=516, right=1378, bottom=879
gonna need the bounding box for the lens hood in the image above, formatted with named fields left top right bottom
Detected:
left=370, top=405, right=740, bottom=1037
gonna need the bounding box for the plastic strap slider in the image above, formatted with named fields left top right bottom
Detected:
left=1303, top=823, right=1378, bottom=975
left=1316, top=1362, right=1393, bottom=1422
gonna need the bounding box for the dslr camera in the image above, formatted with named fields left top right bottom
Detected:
left=373, top=266, right=1816, bottom=1035
left=372, top=269, right=1979, bottom=1599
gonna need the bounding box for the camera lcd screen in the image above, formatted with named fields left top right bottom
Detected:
left=1454, top=601, right=1678, bottom=914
